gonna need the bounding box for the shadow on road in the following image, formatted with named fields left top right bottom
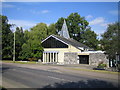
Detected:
left=1, top=67, right=10, bottom=73
left=41, top=79, right=118, bottom=88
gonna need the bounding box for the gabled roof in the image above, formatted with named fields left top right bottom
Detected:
left=42, top=34, right=91, bottom=50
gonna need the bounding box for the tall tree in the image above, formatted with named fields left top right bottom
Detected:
left=1, top=15, right=13, bottom=59
left=67, top=13, right=89, bottom=41
left=55, top=13, right=98, bottom=50
left=21, top=23, right=47, bottom=60
left=101, top=22, right=119, bottom=60
left=31, top=23, right=48, bottom=41
left=21, top=39, right=43, bottom=60
left=15, top=27, right=24, bottom=60
left=80, top=28, right=98, bottom=50
left=55, top=17, right=65, bottom=33
left=47, top=23, right=57, bottom=35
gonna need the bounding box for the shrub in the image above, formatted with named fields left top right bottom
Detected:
left=97, top=63, right=107, bottom=69
left=28, top=57, right=37, bottom=61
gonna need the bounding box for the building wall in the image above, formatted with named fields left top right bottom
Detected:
left=44, top=48, right=68, bottom=63
left=44, top=44, right=81, bottom=63
left=89, top=53, right=109, bottom=67
left=64, top=52, right=78, bottom=64
left=68, top=45, right=81, bottom=52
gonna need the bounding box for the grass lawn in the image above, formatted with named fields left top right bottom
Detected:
left=65, top=67, right=119, bottom=74
left=2, top=60, right=41, bottom=64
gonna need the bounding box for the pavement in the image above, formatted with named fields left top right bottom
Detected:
left=1, top=62, right=119, bottom=88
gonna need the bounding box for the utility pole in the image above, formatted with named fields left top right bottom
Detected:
left=13, top=31, right=15, bottom=63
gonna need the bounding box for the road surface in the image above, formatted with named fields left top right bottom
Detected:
left=1, top=63, right=119, bottom=88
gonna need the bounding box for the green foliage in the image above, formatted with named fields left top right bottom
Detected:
left=31, top=23, right=48, bottom=41
left=15, top=27, right=25, bottom=60
left=47, top=23, right=57, bottom=35
left=55, top=13, right=98, bottom=50
left=80, top=28, right=99, bottom=50
left=1, top=15, right=13, bottom=59
left=97, top=61, right=107, bottom=69
left=100, top=22, right=119, bottom=60
left=55, top=17, right=65, bottom=33
left=67, top=13, right=89, bottom=41
left=21, top=40, right=43, bottom=60
left=20, top=23, right=46, bottom=60
left=97, top=64, right=107, bottom=69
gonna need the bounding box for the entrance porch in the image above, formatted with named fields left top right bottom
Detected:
left=43, top=51, right=59, bottom=63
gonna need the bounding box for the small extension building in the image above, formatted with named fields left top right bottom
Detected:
left=41, top=20, right=109, bottom=67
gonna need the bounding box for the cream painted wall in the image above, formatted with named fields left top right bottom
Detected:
left=44, top=44, right=81, bottom=63
left=44, top=48, right=68, bottom=63
left=68, top=45, right=81, bottom=52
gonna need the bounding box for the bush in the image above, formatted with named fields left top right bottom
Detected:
left=97, top=64, right=107, bottom=69
left=28, top=57, right=37, bottom=61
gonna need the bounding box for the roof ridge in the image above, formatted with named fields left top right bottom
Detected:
left=51, top=34, right=90, bottom=49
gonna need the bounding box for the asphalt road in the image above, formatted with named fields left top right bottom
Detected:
left=2, top=63, right=119, bottom=88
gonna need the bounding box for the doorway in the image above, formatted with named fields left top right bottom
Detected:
left=78, top=55, right=89, bottom=64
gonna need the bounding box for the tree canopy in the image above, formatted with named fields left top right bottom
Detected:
left=20, top=23, right=47, bottom=60
left=1, top=15, right=13, bottom=59
left=55, top=13, right=98, bottom=50
left=100, top=22, right=119, bottom=60
left=15, top=27, right=25, bottom=60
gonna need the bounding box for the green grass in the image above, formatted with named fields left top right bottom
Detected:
left=65, top=67, right=119, bottom=74
left=2, top=60, right=41, bottom=64
left=0, top=86, right=7, bottom=90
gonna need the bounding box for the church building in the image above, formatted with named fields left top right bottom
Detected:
left=41, top=20, right=109, bottom=67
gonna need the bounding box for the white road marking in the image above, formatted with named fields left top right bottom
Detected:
left=46, top=70, right=63, bottom=73
left=11, top=69, right=16, bottom=71
left=48, top=76, right=72, bottom=82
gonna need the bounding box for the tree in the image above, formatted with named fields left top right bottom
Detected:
left=100, top=22, right=119, bottom=60
left=31, top=23, right=48, bottom=41
left=21, top=23, right=47, bottom=60
left=67, top=13, right=89, bottom=41
left=47, top=23, right=57, bottom=35
left=80, top=28, right=98, bottom=50
left=55, top=13, right=98, bottom=50
left=1, top=15, right=13, bottom=59
left=55, top=17, right=65, bottom=33
left=15, top=27, right=25, bottom=60
left=21, top=39, right=43, bottom=60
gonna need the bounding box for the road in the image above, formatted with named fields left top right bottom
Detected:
left=1, top=63, right=119, bottom=88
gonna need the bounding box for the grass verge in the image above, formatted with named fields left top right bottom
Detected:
left=0, top=86, right=7, bottom=90
left=2, top=60, right=41, bottom=64
left=65, top=67, right=119, bottom=75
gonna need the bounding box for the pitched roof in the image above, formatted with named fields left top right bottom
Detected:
left=42, top=34, right=91, bottom=50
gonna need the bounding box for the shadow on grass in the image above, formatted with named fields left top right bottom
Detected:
left=41, top=79, right=118, bottom=88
